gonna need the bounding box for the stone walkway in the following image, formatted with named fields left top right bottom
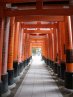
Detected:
left=14, top=59, right=63, bottom=97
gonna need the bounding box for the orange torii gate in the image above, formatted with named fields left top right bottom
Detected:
left=0, top=1, right=73, bottom=96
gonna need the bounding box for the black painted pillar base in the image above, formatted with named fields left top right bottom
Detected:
left=1, top=73, right=8, bottom=94
left=22, top=61, right=25, bottom=68
left=27, top=57, right=32, bottom=65
left=49, top=60, right=52, bottom=68
left=46, top=59, right=48, bottom=65
left=7, top=70, right=14, bottom=85
left=60, top=61, right=66, bottom=80
left=27, top=58, right=29, bottom=65
left=25, top=60, right=28, bottom=66
left=45, top=59, right=47, bottom=65
left=13, top=61, right=19, bottom=77
left=42, top=56, right=46, bottom=64
left=17, top=64, right=20, bottom=76
left=24, top=60, right=26, bottom=67
left=0, top=81, right=2, bottom=96
left=65, top=72, right=73, bottom=89
left=25, top=60, right=27, bottom=67
left=23, top=61, right=25, bottom=67
left=52, top=61, right=54, bottom=69
left=54, top=62, right=57, bottom=74
left=57, top=64, right=61, bottom=77
left=22, top=62, right=24, bottom=70
left=19, top=62, right=24, bottom=73
left=28, top=58, right=30, bottom=63
left=47, top=59, right=50, bottom=66
left=29, top=56, right=32, bottom=61
left=49, top=60, right=51, bottom=67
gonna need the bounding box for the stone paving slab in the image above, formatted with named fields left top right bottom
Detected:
left=14, top=60, right=63, bottom=97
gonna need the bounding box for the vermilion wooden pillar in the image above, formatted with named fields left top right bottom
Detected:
left=46, top=34, right=50, bottom=65
left=25, top=33, right=28, bottom=61
left=22, top=31, right=25, bottom=63
left=13, top=22, right=20, bottom=78
left=44, top=37, right=48, bottom=64
left=48, top=33, right=52, bottom=65
left=48, top=32, right=54, bottom=68
left=47, top=34, right=49, bottom=59
left=53, top=28, right=59, bottom=74
left=23, top=33, right=26, bottom=61
left=26, top=34, right=30, bottom=59
left=18, top=26, right=22, bottom=64
left=24, top=34, right=27, bottom=63
left=71, top=16, right=73, bottom=44
left=55, top=29, right=59, bottom=61
left=52, top=29, right=59, bottom=72
left=7, top=17, right=15, bottom=86
left=30, top=42, right=32, bottom=57
left=48, top=34, right=51, bottom=61
left=49, top=33, right=52, bottom=61
left=53, top=28, right=58, bottom=62
left=18, top=28, right=24, bottom=73
left=61, top=22, right=66, bottom=62
left=42, top=44, right=44, bottom=57
left=56, top=22, right=63, bottom=77
left=46, top=34, right=49, bottom=60
left=26, top=34, right=31, bottom=63
left=58, top=22, right=62, bottom=62
left=0, top=17, right=4, bottom=95
left=50, top=29, right=54, bottom=62
left=20, top=28, right=24, bottom=71
left=52, top=33, right=54, bottom=62
left=29, top=42, right=31, bottom=57
left=44, top=39, right=47, bottom=59
left=44, top=38, right=47, bottom=59
left=60, top=21, right=66, bottom=80
left=2, top=17, right=10, bottom=94
left=65, top=16, right=73, bottom=89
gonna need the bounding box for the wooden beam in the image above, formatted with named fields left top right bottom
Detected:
left=30, top=39, right=45, bottom=41
left=30, top=39, right=46, bottom=42
left=30, top=33, right=46, bottom=35
left=31, top=42, right=44, bottom=44
left=5, top=8, right=73, bottom=16
left=16, top=16, right=64, bottom=22
left=30, top=36, right=46, bottom=39
left=1, top=0, right=69, bottom=4
left=30, top=37, right=46, bottom=40
left=36, top=0, right=43, bottom=9
left=0, top=0, right=34, bottom=3
left=69, top=0, right=73, bottom=5
left=31, top=41, right=45, bottom=43
left=0, top=8, right=4, bottom=17
left=21, top=23, right=57, bottom=28
left=0, top=4, right=6, bottom=18
left=24, top=29, right=51, bottom=34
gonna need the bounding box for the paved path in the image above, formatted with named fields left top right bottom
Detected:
left=14, top=59, right=63, bottom=97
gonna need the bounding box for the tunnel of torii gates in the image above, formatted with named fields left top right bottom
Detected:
left=1, top=0, right=73, bottom=96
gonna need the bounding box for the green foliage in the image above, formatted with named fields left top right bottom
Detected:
left=32, top=48, right=36, bottom=55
